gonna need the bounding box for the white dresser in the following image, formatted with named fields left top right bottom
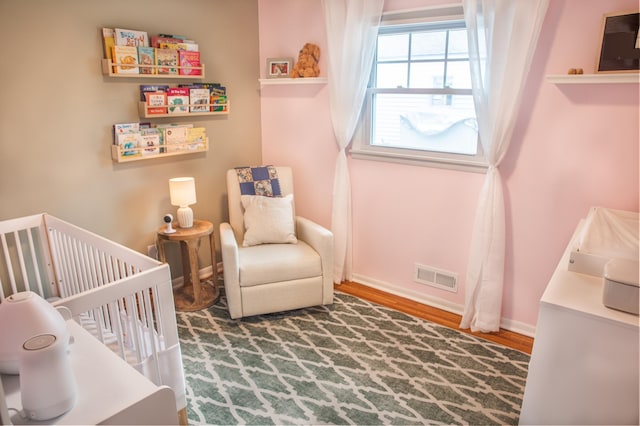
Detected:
left=520, top=221, right=639, bottom=425
left=1, top=320, right=179, bottom=425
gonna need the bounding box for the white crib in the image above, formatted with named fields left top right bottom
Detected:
left=0, top=213, right=186, bottom=413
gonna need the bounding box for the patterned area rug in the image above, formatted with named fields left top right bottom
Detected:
left=177, top=292, right=530, bottom=425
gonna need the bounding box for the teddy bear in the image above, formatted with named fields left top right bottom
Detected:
left=290, top=42, right=321, bottom=78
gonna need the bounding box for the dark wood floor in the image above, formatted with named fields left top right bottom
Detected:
left=335, top=281, right=534, bottom=354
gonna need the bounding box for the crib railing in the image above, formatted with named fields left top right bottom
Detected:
left=0, top=213, right=186, bottom=411
left=0, top=213, right=55, bottom=300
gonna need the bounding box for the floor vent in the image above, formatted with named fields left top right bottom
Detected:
left=414, top=263, right=458, bottom=293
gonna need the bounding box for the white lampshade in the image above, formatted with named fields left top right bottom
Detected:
left=169, top=177, right=197, bottom=228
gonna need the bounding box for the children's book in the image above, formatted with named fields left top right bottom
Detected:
left=114, top=28, right=149, bottom=47
left=139, top=85, right=169, bottom=101
left=140, top=128, right=161, bottom=156
left=111, top=46, right=139, bottom=74
left=113, top=122, right=140, bottom=144
left=189, top=88, right=210, bottom=112
left=116, top=132, right=143, bottom=157
left=137, top=46, right=155, bottom=74
left=145, top=91, right=168, bottom=115
left=187, top=127, right=207, bottom=150
left=179, top=51, right=201, bottom=76
left=151, top=36, right=183, bottom=48
left=156, top=48, right=178, bottom=74
left=164, top=126, right=189, bottom=152
left=167, top=87, right=189, bottom=114
left=211, top=95, right=227, bottom=112
left=160, top=42, right=199, bottom=52
left=102, top=28, right=115, bottom=60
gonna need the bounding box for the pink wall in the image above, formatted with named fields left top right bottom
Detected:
left=259, top=0, right=639, bottom=333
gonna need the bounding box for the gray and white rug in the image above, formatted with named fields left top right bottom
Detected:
left=176, top=292, right=530, bottom=425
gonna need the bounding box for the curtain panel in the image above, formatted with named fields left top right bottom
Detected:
left=460, top=0, right=549, bottom=332
left=321, top=0, right=384, bottom=283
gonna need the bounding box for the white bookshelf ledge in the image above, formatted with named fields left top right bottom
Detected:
left=546, top=73, right=639, bottom=84
left=259, top=77, right=328, bottom=86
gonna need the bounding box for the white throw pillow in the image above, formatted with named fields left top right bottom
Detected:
left=241, top=194, right=297, bottom=247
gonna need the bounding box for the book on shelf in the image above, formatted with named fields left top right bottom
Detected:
left=116, top=132, right=143, bottom=157
left=210, top=86, right=226, bottom=96
left=189, top=88, right=210, bottom=112
left=156, top=48, right=178, bottom=74
left=140, top=128, right=161, bottom=156
left=139, top=85, right=169, bottom=101
left=158, top=33, right=189, bottom=40
left=144, top=91, right=168, bottom=114
left=113, top=122, right=140, bottom=144
left=181, top=83, right=226, bottom=98
left=114, top=28, right=149, bottom=47
left=159, top=42, right=199, bottom=52
left=167, top=87, right=189, bottom=114
left=179, top=51, right=201, bottom=76
left=111, top=45, right=139, bottom=74
left=137, top=46, right=155, bottom=74
left=102, top=28, right=115, bottom=60
left=164, top=126, right=189, bottom=152
left=211, top=95, right=227, bottom=112
left=187, top=127, right=207, bottom=150
left=151, top=35, right=183, bottom=48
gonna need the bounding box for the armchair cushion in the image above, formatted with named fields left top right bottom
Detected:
left=241, top=194, right=297, bottom=247
left=239, top=241, right=321, bottom=287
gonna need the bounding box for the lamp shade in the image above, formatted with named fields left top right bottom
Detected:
left=169, top=177, right=196, bottom=207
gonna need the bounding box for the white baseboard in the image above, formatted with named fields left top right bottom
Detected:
left=351, top=273, right=536, bottom=338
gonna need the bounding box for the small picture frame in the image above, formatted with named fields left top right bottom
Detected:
left=266, top=57, right=293, bottom=79
left=596, top=11, right=640, bottom=73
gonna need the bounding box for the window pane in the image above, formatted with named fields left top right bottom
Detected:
left=377, top=33, right=409, bottom=61
left=447, top=29, right=469, bottom=59
left=376, top=63, right=408, bottom=88
left=372, top=93, right=478, bottom=155
left=411, top=31, right=446, bottom=60
left=409, top=62, right=445, bottom=88
left=445, top=61, right=471, bottom=88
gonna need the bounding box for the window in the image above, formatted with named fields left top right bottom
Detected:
left=352, top=7, right=487, bottom=172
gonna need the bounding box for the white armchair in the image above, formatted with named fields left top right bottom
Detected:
left=219, top=166, right=333, bottom=319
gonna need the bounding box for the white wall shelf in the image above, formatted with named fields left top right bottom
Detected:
left=259, top=77, right=328, bottom=86
left=546, top=73, right=639, bottom=84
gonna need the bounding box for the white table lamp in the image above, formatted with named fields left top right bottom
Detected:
left=169, top=177, right=197, bottom=228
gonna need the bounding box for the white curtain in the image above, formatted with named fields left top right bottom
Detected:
left=322, top=0, right=384, bottom=283
left=460, top=0, right=549, bottom=332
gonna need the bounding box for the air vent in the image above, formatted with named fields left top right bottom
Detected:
left=414, top=263, right=458, bottom=293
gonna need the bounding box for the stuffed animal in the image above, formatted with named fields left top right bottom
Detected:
left=291, top=43, right=321, bottom=78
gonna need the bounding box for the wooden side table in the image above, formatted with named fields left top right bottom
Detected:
left=156, top=220, right=219, bottom=312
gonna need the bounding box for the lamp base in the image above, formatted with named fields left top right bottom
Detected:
left=176, top=206, right=193, bottom=228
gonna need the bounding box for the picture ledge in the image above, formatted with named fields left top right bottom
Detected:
left=546, top=73, right=639, bottom=84
left=259, top=77, right=328, bottom=85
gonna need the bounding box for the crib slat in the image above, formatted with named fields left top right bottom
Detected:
left=125, top=294, right=144, bottom=364
left=108, top=301, right=127, bottom=360
left=48, top=229, right=69, bottom=298
left=26, top=228, right=46, bottom=296
left=142, top=289, right=163, bottom=384
left=13, top=230, right=31, bottom=292
left=1, top=233, right=18, bottom=295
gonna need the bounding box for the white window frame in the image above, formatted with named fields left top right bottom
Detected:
left=351, top=5, right=488, bottom=173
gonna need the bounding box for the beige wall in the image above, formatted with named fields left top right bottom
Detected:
left=0, top=1, right=262, bottom=274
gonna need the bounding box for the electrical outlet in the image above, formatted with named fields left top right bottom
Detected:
left=147, top=244, right=158, bottom=260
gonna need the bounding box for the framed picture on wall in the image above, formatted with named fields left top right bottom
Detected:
left=266, top=57, right=293, bottom=78
left=596, top=11, right=640, bottom=73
